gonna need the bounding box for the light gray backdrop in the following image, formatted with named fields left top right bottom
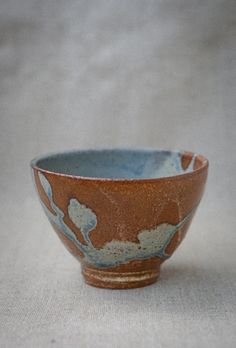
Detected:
left=0, top=1, right=235, bottom=347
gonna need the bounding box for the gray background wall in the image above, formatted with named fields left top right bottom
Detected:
left=0, top=1, right=235, bottom=347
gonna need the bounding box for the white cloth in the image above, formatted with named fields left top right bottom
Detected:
left=0, top=1, right=236, bottom=347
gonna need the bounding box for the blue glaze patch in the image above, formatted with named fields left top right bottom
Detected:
left=38, top=173, right=196, bottom=269
left=68, top=198, right=97, bottom=246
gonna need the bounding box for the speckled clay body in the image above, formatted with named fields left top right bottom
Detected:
left=31, top=149, right=208, bottom=289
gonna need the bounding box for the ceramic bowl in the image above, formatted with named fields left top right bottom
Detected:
left=31, top=149, right=208, bottom=289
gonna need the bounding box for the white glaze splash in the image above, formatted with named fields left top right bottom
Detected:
left=68, top=198, right=97, bottom=246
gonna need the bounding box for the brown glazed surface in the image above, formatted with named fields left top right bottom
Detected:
left=32, top=150, right=208, bottom=289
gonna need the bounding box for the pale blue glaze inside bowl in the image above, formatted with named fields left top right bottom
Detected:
left=32, top=149, right=201, bottom=179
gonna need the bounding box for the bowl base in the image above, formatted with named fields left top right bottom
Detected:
left=82, top=266, right=160, bottom=289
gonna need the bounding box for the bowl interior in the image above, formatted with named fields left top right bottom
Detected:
left=32, top=149, right=207, bottom=180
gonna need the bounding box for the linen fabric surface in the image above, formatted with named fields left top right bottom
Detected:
left=0, top=1, right=235, bottom=347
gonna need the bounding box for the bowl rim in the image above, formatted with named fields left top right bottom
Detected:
left=30, top=147, right=209, bottom=183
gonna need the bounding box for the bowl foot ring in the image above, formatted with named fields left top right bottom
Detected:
left=82, top=266, right=160, bottom=289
